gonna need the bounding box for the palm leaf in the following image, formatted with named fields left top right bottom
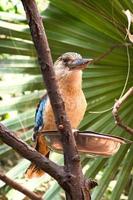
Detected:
left=0, top=0, right=133, bottom=199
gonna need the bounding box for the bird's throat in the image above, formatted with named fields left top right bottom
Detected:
left=58, top=70, right=83, bottom=93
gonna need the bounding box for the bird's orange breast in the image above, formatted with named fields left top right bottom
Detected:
left=42, top=89, right=87, bottom=131
left=42, top=70, right=87, bottom=131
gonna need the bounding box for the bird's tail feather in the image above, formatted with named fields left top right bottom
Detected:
left=25, top=135, right=49, bottom=178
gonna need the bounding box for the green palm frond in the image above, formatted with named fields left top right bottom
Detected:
left=0, top=0, right=133, bottom=199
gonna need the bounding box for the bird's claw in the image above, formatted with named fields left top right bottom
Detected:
left=32, top=132, right=39, bottom=142
left=72, top=129, right=79, bottom=137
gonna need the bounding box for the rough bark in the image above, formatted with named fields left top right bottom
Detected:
left=0, top=123, right=64, bottom=183
left=0, top=123, right=96, bottom=195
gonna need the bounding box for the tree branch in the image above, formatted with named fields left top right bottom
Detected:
left=112, top=87, right=133, bottom=135
left=0, top=171, right=42, bottom=200
left=0, top=123, right=65, bottom=186
left=94, top=43, right=132, bottom=64
left=21, top=0, right=90, bottom=199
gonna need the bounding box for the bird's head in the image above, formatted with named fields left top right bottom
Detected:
left=54, top=52, right=93, bottom=79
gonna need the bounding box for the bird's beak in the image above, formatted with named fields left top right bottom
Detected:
left=67, top=58, right=93, bottom=70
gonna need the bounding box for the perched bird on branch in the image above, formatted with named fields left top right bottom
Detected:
left=25, top=52, right=92, bottom=178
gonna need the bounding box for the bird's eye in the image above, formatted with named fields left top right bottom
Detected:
left=63, top=58, right=70, bottom=63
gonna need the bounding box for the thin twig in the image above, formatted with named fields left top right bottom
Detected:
left=0, top=172, right=42, bottom=200
left=112, top=87, right=133, bottom=135
left=94, top=43, right=132, bottom=64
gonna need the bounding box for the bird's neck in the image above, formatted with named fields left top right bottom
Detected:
left=57, top=71, right=83, bottom=93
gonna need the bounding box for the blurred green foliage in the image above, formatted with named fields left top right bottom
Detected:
left=0, top=0, right=133, bottom=200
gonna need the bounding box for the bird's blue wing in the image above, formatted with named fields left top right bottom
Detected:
left=33, top=94, right=48, bottom=136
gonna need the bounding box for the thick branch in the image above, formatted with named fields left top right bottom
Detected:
left=0, top=123, right=65, bottom=187
left=0, top=172, right=42, bottom=200
left=0, top=124, right=94, bottom=194
left=21, top=0, right=90, bottom=199
left=112, top=87, right=133, bottom=135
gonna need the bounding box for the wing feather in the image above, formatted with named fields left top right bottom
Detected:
left=33, top=93, right=48, bottom=136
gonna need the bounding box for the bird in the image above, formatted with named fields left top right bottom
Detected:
left=25, top=52, right=92, bottom=178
